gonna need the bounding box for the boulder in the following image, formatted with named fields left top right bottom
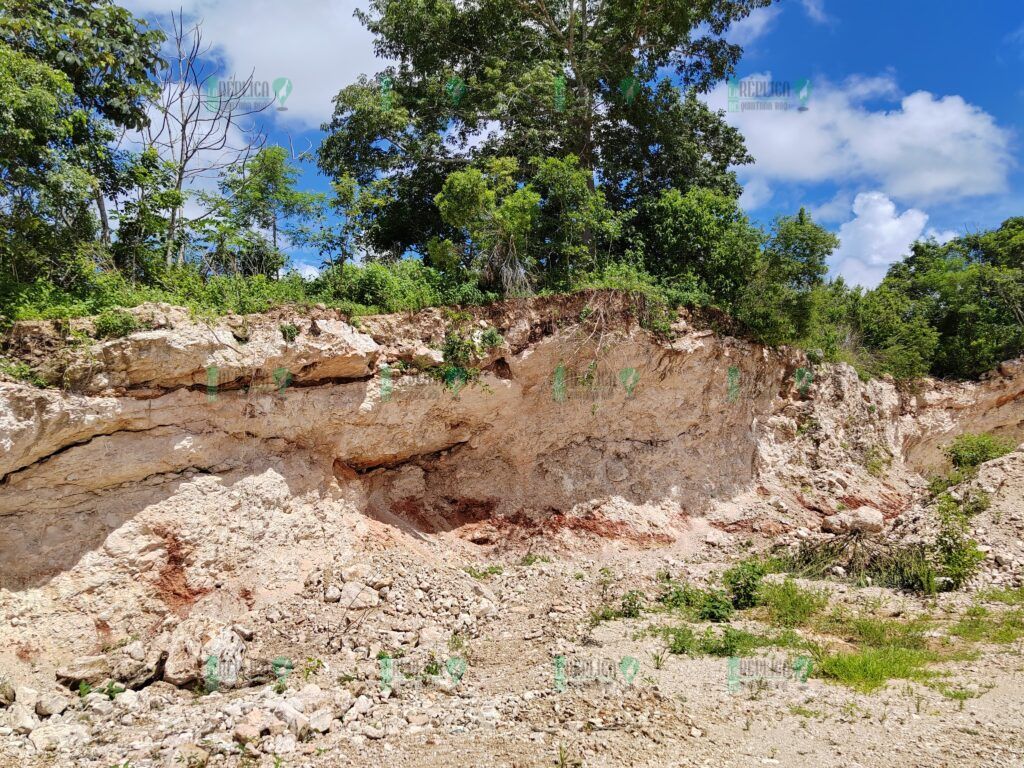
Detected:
left=339, top=581, right=380, bottom=610
left=28, top=723, right=89, bottom=751
left=823, top=506, right=884, bottom=534
left=56, top=655, right=111, bottom=687
left=34, top=692, right=68, bottom=718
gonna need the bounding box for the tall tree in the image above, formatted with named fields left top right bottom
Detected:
left=319, top=0, right=769, bottom=268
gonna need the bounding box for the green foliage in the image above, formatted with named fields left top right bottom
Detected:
left=814, top=646, right=937, bottom=693
left=945, top=433, right=1016, bottom=471
left=0, top=356, right=47, bottom=386
left=318, top=0, right=765, bottom=289
left=949, top=605, right=1024, bottom=644
left=756, top=578, right=828, bottom=628
left=658, top=582, right=734, bottom=622
left=619, top=590, right=645, bottom=619
left=279, top=323, right=299, bottom=343
left=93, top=309, right=138, bottom=339
left=722, top=558, right=770, bottom=610
left=463, top=564, right=503, bottom=580
left=480, top=326, right=503, bottom=350
left=935, top=494, right=985, bottom=591
left=518, top=552, right=551, bottom=567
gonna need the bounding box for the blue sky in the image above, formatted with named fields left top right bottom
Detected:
left=123, top=0, right=1023, bottom=287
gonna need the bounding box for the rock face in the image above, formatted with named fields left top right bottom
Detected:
left=0, top=292, right=1021, bottom=689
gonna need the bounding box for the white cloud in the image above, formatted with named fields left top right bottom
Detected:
left=709, top=73, right=1013, bottom=207
left=807, top=191, right=852, bottom=223
left=726, top=6, right=782, bottom=47
left=831, top=191, right=952, bottom=288
left=738, top=177, right=773, bottom=211
left=123, top=0, right=382, bottom=129
left=799, top=0, right=830, bottom=24
left=296, top=263, right=321, bottom=279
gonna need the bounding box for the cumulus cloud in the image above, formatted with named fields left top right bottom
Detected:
left=726, top=5, right=782, bottom=46
left=711, top=73, right=1013, bottom=207
left=738, top=177, right=774, bottom=211
left=123, top=0, right=382, bottom=129
left=831, top=191, right=956, bottom=288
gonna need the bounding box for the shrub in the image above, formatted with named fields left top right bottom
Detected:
left=664, top=625, right=697, bottom=655
left=723, top=559, right=769, bottom=609
left=935, top=494, right=985, bottom=590
left=480, top=326, right=504, bottom=350
left=279, top=323, right=299, bottom=342
left=945, top=433, right=1016, bottom=472
left=94, top=309, right=138, bottom=339
left=619, top=590, right=645, bottom=619
left=658, top=583, right=734, bottom=622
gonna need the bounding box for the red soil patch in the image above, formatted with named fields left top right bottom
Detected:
left=152, top=528, right=209, bottom=615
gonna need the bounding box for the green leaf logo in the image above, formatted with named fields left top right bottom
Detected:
left=445, top=656, right=467, bottom=684
left=618, top=367, right=640, bottom=398
left=272, top=77, right=293, bottom=110
left=618, top=656, right=639, bottom=684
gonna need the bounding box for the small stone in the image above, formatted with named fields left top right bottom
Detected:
left=324, top=585, right=342, bottom=603
left=34, top=693, right=68, bottom=718
left=339, top=582, right=380, bottom=609
left=308, top=708, right=333, bottom=733
left=8, top=702, right=37, bottom=734
left=14, top=686, right=38, bottom=710
left=124, top=640, right=146, bottom=662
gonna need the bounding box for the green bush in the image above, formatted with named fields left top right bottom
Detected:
left=94, top=309, right=138, bottom=339
left=664, top=625, right=696, bottom=655
left=279, top=323, right=299, bottom=342
left=935, top=494, right=985, bottom=591
left=722, top=559, right=769, bottom=610
left=814, top=646, right=937, bottom=693
left=658, top=583, right=734, bottom=622
left=945, top=433, right=1016, bottom=471
left=619, top=590, right=645, bottom=619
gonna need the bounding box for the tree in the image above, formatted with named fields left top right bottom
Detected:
left=642, top=186, right=762, bottom=305
left=433, top=157, right=540, bottom=294
left=141, top=13, right=270, bottom=266
left=735, top=208, right=837, bottom=344
left=193, top=146, right=326, bottom=277
left=319, top=0, right=770, bottom=275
